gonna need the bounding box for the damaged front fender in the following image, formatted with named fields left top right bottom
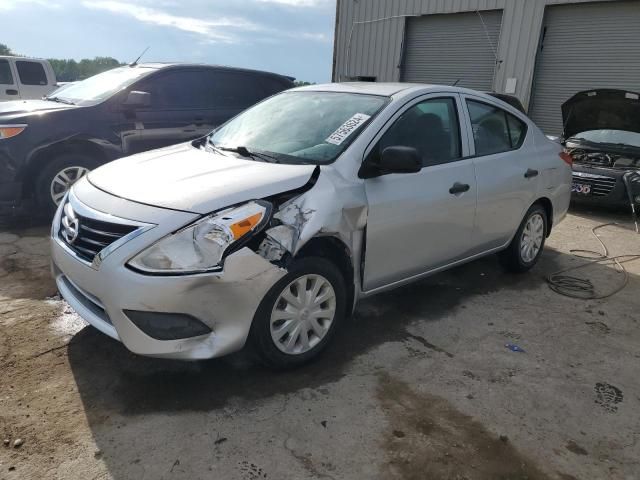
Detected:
left=256, top=167, right=368, bottom=297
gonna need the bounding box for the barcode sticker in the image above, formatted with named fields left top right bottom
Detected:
left=325, top=113, right=371, bottom=146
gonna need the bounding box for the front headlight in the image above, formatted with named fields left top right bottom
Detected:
left=0, top=124, right=27, bottom=140
left=128, top=200, right=271, bottom=274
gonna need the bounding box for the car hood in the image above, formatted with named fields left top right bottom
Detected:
left=88, top=143, right=317, bottom=214
left=0, top=99, right=76, bottom=116
left=562, top=89, right=640, bottom=139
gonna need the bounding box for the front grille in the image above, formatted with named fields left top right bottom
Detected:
left=59, top=201, right=138, bottom=263
left=572, top=173, right=616, bottom=197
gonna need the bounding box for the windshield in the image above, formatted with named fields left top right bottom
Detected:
left=570, top=129, right=640, bottom=148
left=49, top=66, right=155, bottom=106
left=209, top=91, right=389, bottom=164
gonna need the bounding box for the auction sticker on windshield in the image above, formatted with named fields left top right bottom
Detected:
left=325, top=113, right=371, bottom=146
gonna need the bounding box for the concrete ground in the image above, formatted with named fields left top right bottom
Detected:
left=1, top=206, right=639, bottom=480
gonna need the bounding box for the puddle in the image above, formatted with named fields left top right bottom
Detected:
left=377, top=373, right=551, bottom=480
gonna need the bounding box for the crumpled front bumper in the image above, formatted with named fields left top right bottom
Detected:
left=50, top=186, right=286, bottom=360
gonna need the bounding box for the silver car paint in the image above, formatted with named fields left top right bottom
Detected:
left=51, top=187, right=286, bottom=360
left=361, top=93, right=477, bottom=290
left=88, top=142, right=316, bottom=214
left=51, top=83, right=571, bottom=360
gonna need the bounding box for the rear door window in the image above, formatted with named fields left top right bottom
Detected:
left=506, top=113, right=527, bottom=148
left=138, top=70, right=212, bottom=109
left=466, top=100, right=527, bottom=155
left=209, top=72, right=265, bottom=108
left=16, top=61, right=47, bottom=86
left=0, top=60, right=13, bottom=84
left=260, top=76, right=290, bottom=97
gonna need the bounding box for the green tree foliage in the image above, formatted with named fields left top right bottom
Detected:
left=1, top=44, right=123, bottom=81
left=48, top=57, right=124, bottom=82
left=0, top=43, right=14, bottom=55
left=294, top=81, right=315, bottom=87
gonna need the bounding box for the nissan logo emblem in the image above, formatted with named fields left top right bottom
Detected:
left=61, top=203, right=80, bottom=244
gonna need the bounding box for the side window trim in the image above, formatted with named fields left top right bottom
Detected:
left=462, top=95, right=529, bottom=158
left=362, top=93, right=470, bottom=169
left=505, top=110, right=528, bottom=150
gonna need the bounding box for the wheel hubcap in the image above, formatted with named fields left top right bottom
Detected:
left=50, top=166, right=90, bottom=205
left=520, top=213, right=544, bottom=263
left=270, top=274, right=337, bottom=355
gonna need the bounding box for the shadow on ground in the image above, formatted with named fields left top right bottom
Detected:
left=60, top=247, right=599, bottom=479
left=68, top=250, right=564, bottom=416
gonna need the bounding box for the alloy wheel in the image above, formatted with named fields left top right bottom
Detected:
left=50, top=166, right=89, bottom=205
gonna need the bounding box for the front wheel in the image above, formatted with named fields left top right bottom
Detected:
left=35, top=153, right=100, bottom=216
left=500, top=204, right=547, bottom=273
left=250, top=257, right=347, bottom=369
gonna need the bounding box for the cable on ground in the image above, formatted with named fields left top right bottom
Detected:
left=547, top=222, right=640, bottom=299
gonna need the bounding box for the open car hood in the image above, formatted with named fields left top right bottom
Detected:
left=562, top=89, right=640, bottom=139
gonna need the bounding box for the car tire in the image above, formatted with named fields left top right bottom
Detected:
left=249, top=256, right=347, bottom=369
left=500, top=203, right=548, bottom=273
left=35, top=153, right=100, bottom=216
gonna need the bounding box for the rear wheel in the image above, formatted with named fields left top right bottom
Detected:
left=35, top=153, right=100, bottom=216
left=500, top=204, right=547, bottom=273
left=250, top=257, right=346, bottom=369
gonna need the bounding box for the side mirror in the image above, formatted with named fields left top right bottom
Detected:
left=359, top=145, right=422, bottom=179
left=380, top=145, right=422, bottom=173
left=123, top=90, right=151, bottom=108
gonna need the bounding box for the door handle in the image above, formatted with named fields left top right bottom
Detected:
left=449, top=182, right=470, bottom=195
left=524, top=168, right=539, bottom=179
left=5, top=89, right=18, bottom=95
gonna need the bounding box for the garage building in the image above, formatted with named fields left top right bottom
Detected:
left=332, top=0, right=640, bottom=134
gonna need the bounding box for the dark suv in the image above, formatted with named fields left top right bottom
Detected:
left=0, top=63, right=294, bottom=216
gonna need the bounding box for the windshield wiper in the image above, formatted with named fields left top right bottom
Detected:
left=44, top=96, right=75, bottom=105
left=203, top=138, right=228, bottom=155
left=218, top=145, right=280, bottom=163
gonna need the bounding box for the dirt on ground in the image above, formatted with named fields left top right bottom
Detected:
left=1, top=206, right=639, bottom=480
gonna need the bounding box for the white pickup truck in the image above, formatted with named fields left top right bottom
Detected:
left=0, top=56, right=58, bottom=101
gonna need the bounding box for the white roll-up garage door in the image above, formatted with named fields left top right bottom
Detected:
left=529, top=1, right=640, bottom=135
left=401, top=10, right=503, bottom=91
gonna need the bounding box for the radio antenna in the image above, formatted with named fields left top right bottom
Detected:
left=130, top=47, right=150, bottom=67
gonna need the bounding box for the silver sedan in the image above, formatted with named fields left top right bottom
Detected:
left=51, top=82, right=571, bottom=368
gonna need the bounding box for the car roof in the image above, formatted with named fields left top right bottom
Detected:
left=133, top=63, right=294, bottom=81
left=293, top=82, right=503, bottom=99
left=0, top=55, right=48, bottom=61
left=293, top=82, right=424, bottom=96
left=293, top=82, right=529, bottom=117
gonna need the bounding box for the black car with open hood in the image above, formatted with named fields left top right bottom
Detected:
left=0, top=63, right=294, bottom=217
left=563, top=89, right=640, bottom=208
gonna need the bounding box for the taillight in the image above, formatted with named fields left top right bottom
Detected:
left=559, top=151, right=573, bottom=166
